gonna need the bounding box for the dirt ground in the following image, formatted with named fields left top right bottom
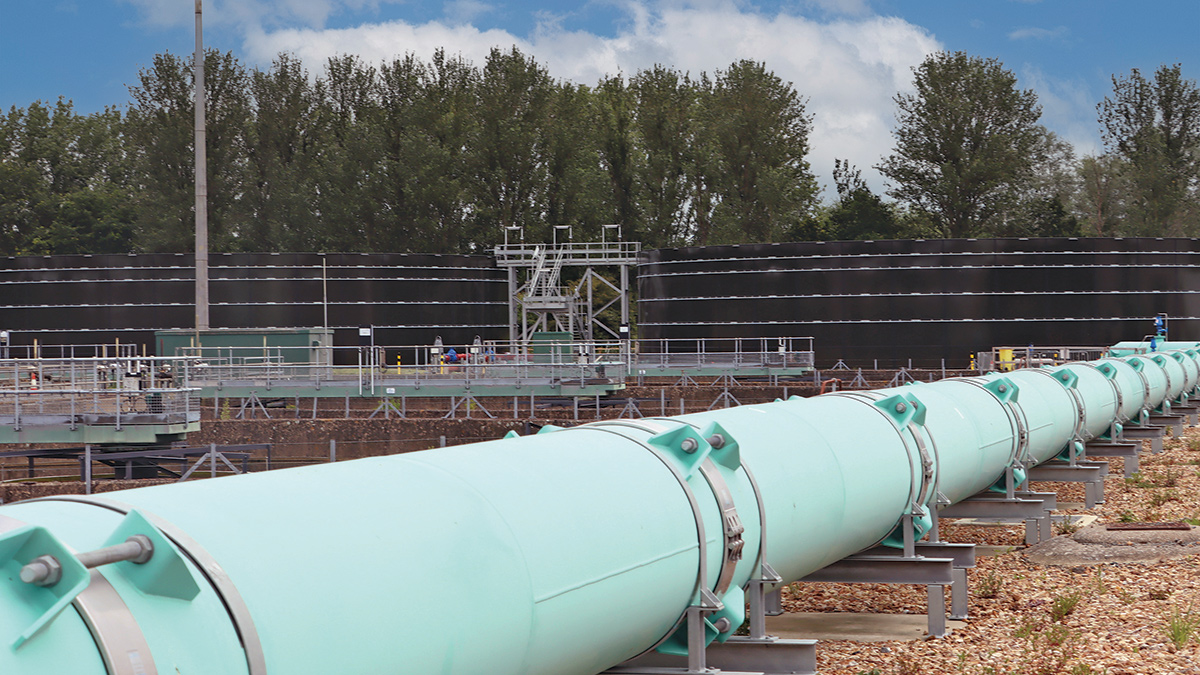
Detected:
left=787, top=427, right=1200, bottom=675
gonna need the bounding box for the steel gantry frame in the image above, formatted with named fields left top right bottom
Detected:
left=494, top=234, right=639, bottom=344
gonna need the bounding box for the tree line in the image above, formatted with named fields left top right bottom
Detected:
left=1, top=48, right=1197, bottom=256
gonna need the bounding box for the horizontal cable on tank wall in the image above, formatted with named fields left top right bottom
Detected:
left=8, top=323, right=510, bottom=335
left=0, top=264, right=504, bottom=276
left=643, top=246, right=1200, bottom=268
left=640, top=289, right=1200, bottom=302
left=0, top=276, right=507, bottom=286
left=641, top=316, right=1200, bottom=326
left=638, top=263, right=1200, bottom=280
left=2, top=301, right=506, bottom=310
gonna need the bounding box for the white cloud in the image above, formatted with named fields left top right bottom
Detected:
left=239, top=1, right=941, bottom=197
left=1008, top=26, right=1068, bottom=41
left=1020, top=66, right=1101, bottom=156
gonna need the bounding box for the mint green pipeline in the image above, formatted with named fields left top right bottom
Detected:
left=0, top=349, right=1186, bottom=675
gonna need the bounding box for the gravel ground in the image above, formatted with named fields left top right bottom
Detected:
left=782, top=427, right=1200, bottom=675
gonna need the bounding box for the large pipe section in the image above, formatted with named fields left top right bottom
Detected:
left=0, top=348, right=1190, bottom=674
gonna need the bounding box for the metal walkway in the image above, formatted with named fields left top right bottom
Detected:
left=1, top=358, right=200, bottom=444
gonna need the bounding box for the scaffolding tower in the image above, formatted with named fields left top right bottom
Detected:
left=494, top=230, right=639, bottom=344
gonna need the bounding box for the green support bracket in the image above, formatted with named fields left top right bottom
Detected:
left=103, top=510, right=200, bottom=601
left=872, top=392, right=927, bottom=427
left=1047, top=367, right=1079, bottom=389
left=982, top=377, right=1019, bottom=403
left=0, top=526, right=90, bottom=650
left=697, top=421, right=740, bottom=471
left=647, top=426, right=713, bottom=480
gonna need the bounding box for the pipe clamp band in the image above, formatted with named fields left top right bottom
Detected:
left=1081, top=362, right=1125, bottom=423
left=954, top=379, right=1028, bottom=467
left=698, top=458, right=744, bottom=597
left=27, top=496, right=266, bottom=675
left=831, top=392, right=935, bottom=518
left=578, top=422, right=715, bottom=656
left=588, top=419, right=746, bottom=598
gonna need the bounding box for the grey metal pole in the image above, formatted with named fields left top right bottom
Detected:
left=507, top=267, right=517, bottom=342
left=194, top=0, right=209, bottom=330
left=84, top=445, right=92, bottom=495
left=329, top=439, right=336, bottom=463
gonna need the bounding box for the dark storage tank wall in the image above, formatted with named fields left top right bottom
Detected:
left=638, top=238, right=1200, bottom=368
left=0, top=253, right=508, bottom=355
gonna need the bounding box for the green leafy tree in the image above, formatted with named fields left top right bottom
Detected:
left=631, top=66, right=697, bottom=247
left=814, top=159, right=939, bottom=241
left=704, top=60, right=819, bottom=244
left=411, top=50, right=482, bottom=253
left=244, top=53, right=320, bottom=252
left=990, top=130, right=1081, bottom=237
left=310, top=54, right=386, bottom=251
left=1074, top=154, right=1130, bottom=236
left=595, top=74, right=643, bottom=240
left=1098, top=63, right=1200, bottom=235
left=825, top=159, right=900, bottom=240
left=543, top=80, right=607, bottom=238
left=469, top=47, right=555, bottom=248
left=878, top=51, right=1044, bottom=238
left=0, top=100, right=133, bottom=255
left=125, top=50, right=250, bottom=253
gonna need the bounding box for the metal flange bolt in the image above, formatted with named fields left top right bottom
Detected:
left=20, top=556, right=62, bottom=587
left=707, top=433, right=726, bottom=449
left=680, top=437, right=699, bottom=454
left=20, top=535, right=155, bottom=587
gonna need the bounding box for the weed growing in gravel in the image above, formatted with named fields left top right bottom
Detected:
left=1049, top=590, right=1084, bottom=622
left=1185, top=517, right=1200, bottom=526
left=1013, top=616, right=1042, bottom=639
left=1187, top=437, right=1200, bottom=451
left=1149, top=488, right=1181, bottom=507
left=1018, top=625, right=1079, bottom=675
left=1147, top=588, right=1172, bottom=601
left=1093, top=569, right=1107, bottom=595
left=976, top=570, right=1003, bottom=599
left=1164, top=605, right=1200, bottom=650
left=1124, top=472, right=1157, bottom=488
left=1053, top=518, right=1080, bottom=536
left=1117, top=509, right=1137, bottom=522
left=1116, top=588, right=1137, bottom=605
left=1069, top=665, right=1099, bottom=675
left=852, top=669, right=881, bottom=675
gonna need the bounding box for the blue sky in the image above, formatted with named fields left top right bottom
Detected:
left=2, top=0, right=1198, bottom=195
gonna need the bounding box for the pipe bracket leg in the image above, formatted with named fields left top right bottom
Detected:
left=1025, top=518, right=1039, bottom=546
left=949, top=568, right=969, bottom=621
left=927, top=584, right=947, bottom=638
left=1125, top=454, right=1139, bottom=478
left=765, top=588, right=783, bottom=616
